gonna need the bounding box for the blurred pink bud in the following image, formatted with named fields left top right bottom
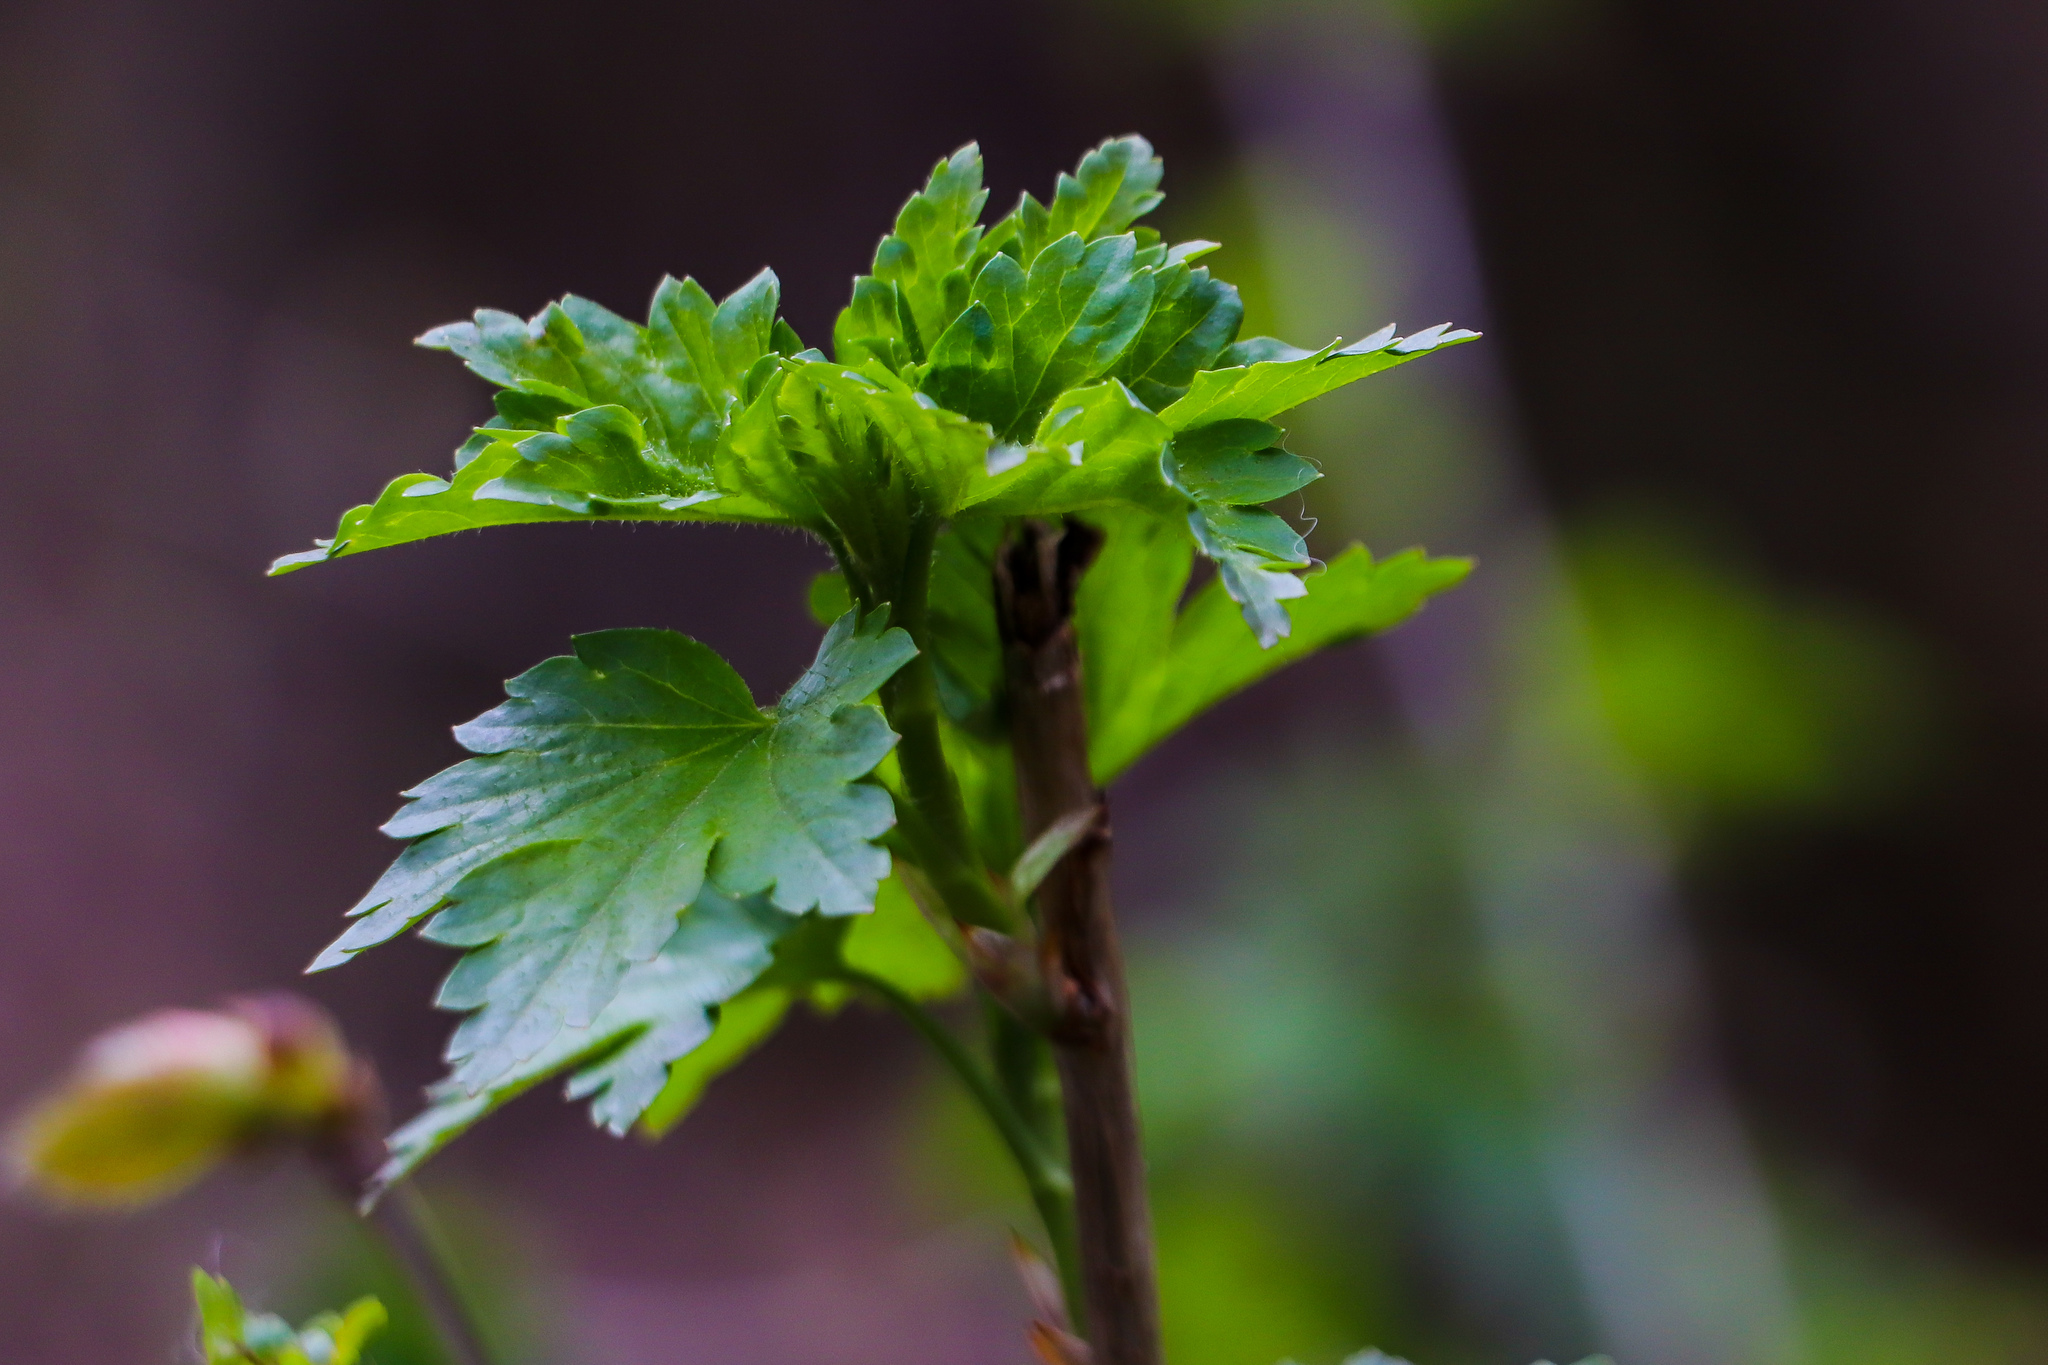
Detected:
left=6, top=994, right=370, bottom=1209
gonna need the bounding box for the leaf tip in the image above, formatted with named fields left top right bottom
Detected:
left=305, top=940, right=355, bottom=974
left=266, top=546, right=330, bottom=575
left=413, top=320, right=472, bottom=351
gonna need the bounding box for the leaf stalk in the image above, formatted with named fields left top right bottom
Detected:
left=311, top=1068, right=495, bottom=1365
left=845, top=968, right=1083, bottom=1314
left=877, top=514, right=1014, bottom=931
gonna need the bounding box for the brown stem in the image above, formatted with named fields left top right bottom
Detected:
left=995, top=517, right=1162, bottom=1365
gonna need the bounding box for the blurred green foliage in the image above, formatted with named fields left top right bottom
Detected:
left=1153, top=1175, right=1365, bottom=1365
left=276, top=1188, right=557, bottom=1365
left=903, top=745, right=1587, bottom=1364
left=193, top=1269, right=385, bottom=1365
left=1785, top=1188, right=2048, bottom=1365
left=1566, top=509, right=1934, bottom=830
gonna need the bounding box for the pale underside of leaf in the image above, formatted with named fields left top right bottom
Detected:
left=372, top=863, right=966, bottom=1195
left=371, top=886, right=791, bottom=1197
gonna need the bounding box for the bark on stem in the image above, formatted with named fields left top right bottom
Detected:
left=995, top=518, right=1162, bottom=1365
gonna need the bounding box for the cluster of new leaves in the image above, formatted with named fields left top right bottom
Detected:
left=272, top=136, right=1471, bottom=642
left=286, top=136, right=1473, bottom=1185
left=192, top=1270, right=385, bottom=1365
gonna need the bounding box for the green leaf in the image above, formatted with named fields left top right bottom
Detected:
left=1165, top=420, right=1319, bottom=505
left=267, top=437, right=776, bottom=575
left=272, top=272, right=791, bottom=573
left=634, top=869, right=962, bottom=1139
left=927, top=518, right=1005, bottom=737
left=373, top=885, right=792, bottom=1192
left=808, top=569, right=854, bottom=626
left=924, top=232, right=1157, bottom=441
left=717, top=360, right=991, bottom=600
left=840, top=872, right=966, bottom=1000
left=958, top=380, right=1336, bottom=648
left=1089, top=545, right=1472, bottom=782
left=712, top=268, right=781, bottom=382
left=638, top=982, right=794, bottom=1137
left=1077, top=505, right=1195, bottom=760
left=1011, top=135, right=1166, bottom=263
left=949, top=315, right=1478, bottom=645
left=378, top=826, right=963, bottom=1188
left=797, top=362, right=993, bottom=518
left=192, top=1270, right=386, bottom=1365
left=864, top=143, right=990, bottom=360
left=1113, top=260, right=1243, bottom=410
left=958, top=386, right=1326, bottom=648
left=1160, top=325, right=1479, bottom=431
left=960, top=379, right=1178, bottom=518
left=1187, top=505, right=1310, bottom=649
left=1151, top=413, right=1328, bottom=646
left=313, top=609, right=917, bottom=1101
left=1216, top=336, right=1312, bottom=367
left=832, top=277, right=917, bottom=374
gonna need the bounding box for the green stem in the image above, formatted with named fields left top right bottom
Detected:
left=849, top=969, right=1082, bottom=1312
left=370, top=1186, right=495, bottom=1365
left=880, top=517, right=1012, bottom=931
left=859, top=516, right=1076, bottom=1306
left=988, top=1003, right=1082, bottom=1328
left=990, top=1001, right=1061, bottom=1150
left=311, top=1089, right=493, bottom=1365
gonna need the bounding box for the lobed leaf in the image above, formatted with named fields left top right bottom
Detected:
left=1166, top=419, right=1318, bottom=505
left=372, top=885, right=792, bottom=1194
left=924, top=233, right=1157, bottom=441
left=267, top=440, right=781, bottom=575
left=961, top=378, right=1178, bottom=518
left=1159, top=324, right=1479, bottom=431
left=313, top=610, right=916, bottom=1101
left=853, top=143, right=990, bottom=363
left=272, top=272, right=795, bottom=573
left=833, top=276, right=917, bottom=374
left=1187, top=503, right=1312, bottom=649
left=1087, top=544, right=1472, bottom=782
left=1010, top=135, right=1167, bottom=264
left=962, top=317, right=1475, bottom=643
left=1112, top=259, right=1243, bottom=410
left=717, top=359, right=993, bottom=597
left=193, top=1270, right=386, bottom=1365
left=274, top=138, right=1475, bottom=662
left=380, top=866, right=966, bottom=1188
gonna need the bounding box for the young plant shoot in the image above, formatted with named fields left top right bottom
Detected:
left=278, top=136, right=1474, bottom=1365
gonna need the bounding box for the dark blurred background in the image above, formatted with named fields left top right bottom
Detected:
left=3, top=0, right=2046, bottom=1361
